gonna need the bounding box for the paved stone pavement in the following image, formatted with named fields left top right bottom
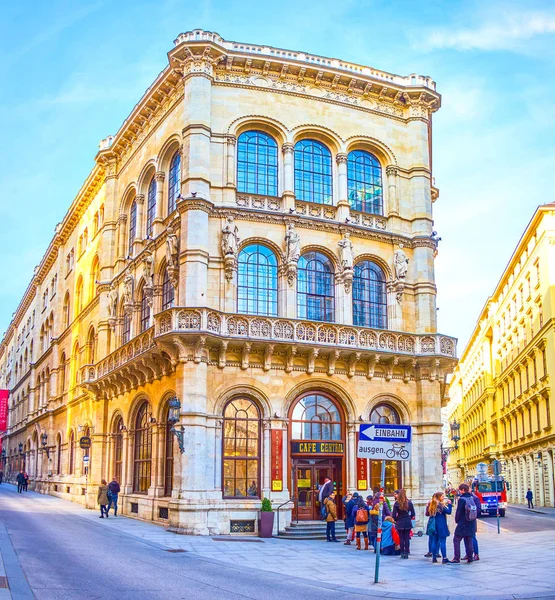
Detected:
left=1, top=484, right=554, bottom=600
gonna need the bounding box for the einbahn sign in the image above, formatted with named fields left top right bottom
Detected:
left=357, top=424, right=412, bottom=461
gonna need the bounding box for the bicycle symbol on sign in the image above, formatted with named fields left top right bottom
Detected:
left=386, top=443, right=409, bottom=459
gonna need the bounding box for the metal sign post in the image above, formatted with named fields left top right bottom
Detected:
left=358, top=424, right=412, bottom=585
left=493, top=460, right=501, bottom=534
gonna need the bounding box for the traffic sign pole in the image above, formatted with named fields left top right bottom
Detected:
left=374, top=460, right=386, bottom=584
left=493, top=460, right=500, bottom=534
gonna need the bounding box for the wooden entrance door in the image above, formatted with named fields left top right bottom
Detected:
left=294, top=459, right=341, bottom=520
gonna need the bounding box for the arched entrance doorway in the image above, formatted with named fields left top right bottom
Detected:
left=289, top=392, right=345, bottom=521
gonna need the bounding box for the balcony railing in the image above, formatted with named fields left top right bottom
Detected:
left=294, top=201, right=336, bottom=220
left=236, top=193, right=282, bottom=212
left=154, top=308, right=457, bottom=357
left=349, top=210, right=387, bottom=231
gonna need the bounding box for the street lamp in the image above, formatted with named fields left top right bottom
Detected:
left=40, top=431, right=50, bottom=458
left=18, top=443, right=23, bottom=455
left=449, top=419, right=461, bottom=449
left=168, top=396, right=185, bottom=454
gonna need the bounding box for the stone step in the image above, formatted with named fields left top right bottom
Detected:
left=276, top=532, right=347, bottom=540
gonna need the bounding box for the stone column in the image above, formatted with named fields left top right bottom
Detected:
left=336, top=279, right=352, bottom=325
left=336, top=153, right=350, bottom=221
left=413, top=245, right=437, bottom=333
left=133, top=194, right=145, bottom=254
left=150, top=424, right=163, bottom=497
left=263, top=422, right=271, bottom=499
left=386, top=166, right=399, bottom=216
left=213, top=419, right=222, bottom=492
left=117, top=215, right=127, bottom=261
left=153, top=172, right=165, bottom=235
left=347, top=424, right=356, bottom=492
left=226, top=135, right=236, bottom=187
left=282, top=143, right=295, bottom=211
left=123, top=430, right=133, bottom=495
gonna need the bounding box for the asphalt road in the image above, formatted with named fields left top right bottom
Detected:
left=477, top=503, right=555, bottom=534
left=0, top=484, right=368, bottom=600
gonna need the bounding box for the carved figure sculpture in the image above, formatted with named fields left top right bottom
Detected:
left=143, top=252, right=154, bottom=288
left=285, top=223, right=301, bottom=263
left=338, top=232, right=354, bottom=270
left=122, top=273, right=134, bottom=305
left=166, top=225, right=179, bottom=269
left=107, top=285, right=118, bottom=318
left=221, top=216, right=239, bottom=257
left=394, top=245, right=409, bottom=279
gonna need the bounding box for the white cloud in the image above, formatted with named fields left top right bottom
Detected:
left=420, top=12, right=555, bottom=51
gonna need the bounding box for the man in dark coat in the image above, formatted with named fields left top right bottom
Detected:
left=452, top=483, right=477, bottom=563
left=526, top=488, right=534, bottom=509
left=16, top=470, right=25, bottom=493
left=107, top=478, right=121, bottom=516
left=343, top=492, right=358, bottom=545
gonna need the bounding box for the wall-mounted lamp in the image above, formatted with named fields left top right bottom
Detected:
left=41, top=431, right=50, bottom=458
left=168, top=396, right=185, bottom=454
left=18, top=442, right=23, bottom=455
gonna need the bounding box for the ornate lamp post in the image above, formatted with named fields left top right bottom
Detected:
left=168, top=396, right=185, bottom=454
left=40, top=431, right=50, bottom=458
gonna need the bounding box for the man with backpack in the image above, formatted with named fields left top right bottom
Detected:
left=451, top=483, right=477, bottom=564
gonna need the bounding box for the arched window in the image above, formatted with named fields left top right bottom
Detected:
left=128, top=200, right=137, bottom=256
left=168, top=152, right=181, bottom=214
left=140, top=288, right=150, bottom=332
left=113, top=416, right=124, bottom=484
left=72, top=342, right=80, bottom=385
left=237, top=131, right=278, bottom=196
left=369, top=403, right=402, bottom=493
left=68, top=430, right=75, bottom=474
left=87, top=328, right=96, bottom=364
left=90, top=256, right=100, bottom=298
left=294, top=139, right=332, bottom=205
left=59, top=352, right=66, bottom=393
left=297, top=252, right=335, bottom=322
left=63, top=293, right=70, bottom=329
left=122, top=311, right=131, bottom=345
left=146, top=177, right=157, bottom=237
left=348, top=150, right=383, bottom=215
left=162, top=270, right=174, bottom=310
left=222, top=398, right=260, bottom=498
left=75, top=277, right=84, bottom=315
left=237, top=244, right=278, bottom=316
left=353, top=261, right=387, bottom=329
left=56, top=434, right=62, bottom=474
left=291, top=394, right=342, bottom=440
left=163, top=402, right=174, bottom=496
left=133, top=402, right=152, bottom=493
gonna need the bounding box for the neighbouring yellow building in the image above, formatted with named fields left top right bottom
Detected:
left=446, top=204, right=555, bottom=507
left=0, top=30, right=456, bottom=534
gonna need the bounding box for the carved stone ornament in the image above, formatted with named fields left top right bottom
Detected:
left=166, top=225, right=179, bottom=269
left=107, top=284, right=118, bottom=319
left=284, top=222, right=301, bottom=287
left=388, top=279, right=405, bottom=304
left=143, top=251, right=155, bottom=289
left=338, top=232, right=354, bottom=294
left=393, top=244, right=409, bottom=280
left=221, top=216, right=240, bottom=282
left=122, top=273, right=134, bottom=314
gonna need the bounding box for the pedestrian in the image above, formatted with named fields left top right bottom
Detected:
left=107, top=477, right=121, bottom=516
left=450, top=483, right=477, bottom=564
left=426, top=491, right=452, bottom=564
left=0, top=469, right=3, bottom=484
left=392, top=489, right=415, bottom=559
left=526, top=488, right=534, bottom=509
left=23, top=472, right=29, bottom=491
left=343, top=492, right=358, bottom=545
left=324, top=491, right=340, bottom=542
left=424, top=497, right=433, bottom=558
left=381, top=516, right=399, bottom=555
left=318, top=477, right=334, bottom=519
left=97, top=479, right=109, bottom=518
left=465, top=489, right=481, bottom=561
left=352, top=495, right=370, bottom=550
left=368, top=496, right=378, bottom=548
left=16, top=470, right=25, bottom=493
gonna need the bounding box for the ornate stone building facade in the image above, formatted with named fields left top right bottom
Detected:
left=0, top=30, right=456, bottom=534
left=446, top=204, right=555, bottom=507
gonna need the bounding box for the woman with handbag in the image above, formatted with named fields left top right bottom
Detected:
left=426, top=491, right=453, bottom=563
left=392, top=489, right=415, bottom=559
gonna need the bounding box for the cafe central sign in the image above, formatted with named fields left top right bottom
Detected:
left=291, top=441, right=344, bottom=454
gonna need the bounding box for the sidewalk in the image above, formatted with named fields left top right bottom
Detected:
left=1, top=484, right=554, bottom=599
left=509, top=502, right=555, bottom=516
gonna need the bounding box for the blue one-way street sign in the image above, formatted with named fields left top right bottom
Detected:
left=359, top=423, right=412, bottom=443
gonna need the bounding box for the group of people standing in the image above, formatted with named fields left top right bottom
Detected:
left=16, top=470, right=29, bottom=493
left=97, top=478, right=120, bottom=518
left=321, top=482, right=481, bottom=564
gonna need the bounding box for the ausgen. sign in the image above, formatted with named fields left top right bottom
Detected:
left=357, top=423, right=412, bottom=461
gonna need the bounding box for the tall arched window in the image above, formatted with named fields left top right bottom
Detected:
left=291, top=394, right=342, bottom=440
left=294, top=139, right=332, bottom=205
left=128, top=200, right=137, bottom=256
left=87, top=328, right=96, bottom=364
left=68, top=430, right=75, bottom=474
left=113, top=416, right=124, bottom=484
left=353, top=261, right=387, bottom=329
left=163, top=402, right=174, bottom=496
left=162, top=270, right=174, bottom=310
left=297, top=252, right=335, bottom=322
left=168, top=152, right=181, bottom=214
left=237, top=131, right=278, bottom=196
left=237, top=244, right=278, bottom=316
left=63, top=292, right=70, bottom=329
left=140, top=288, right=150, bottom=332
left=223, top=398, right=260, bottom=498
left=59, top=353, right=66, bottom=393
left=90, top=256, right=100, bottom=298
left=369, top=403, right=402, bottom=493
left=122, top=311, right=131, bottom=344
left=347, top=150, right=383, bottom=215
left=146, top=177, right=157, bottom=237
left=133, top=402, right=152, bottom=493
left=75, top=277, right=84, bottom=315
left=56, top=434, right=62, bottom=474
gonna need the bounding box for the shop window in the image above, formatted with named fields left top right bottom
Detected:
left=133, top=402, right=152, bottom=493
left=113, top=416, right=124, bottom=484
left=222, top=398, right=260, bottom=498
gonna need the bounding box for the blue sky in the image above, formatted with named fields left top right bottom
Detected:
left=1, top=0, right=554, bottom=350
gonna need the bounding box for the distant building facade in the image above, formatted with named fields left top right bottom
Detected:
left=447, top=205, right=555, bottom=506
left=0, top=30, right=456, bottom=534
